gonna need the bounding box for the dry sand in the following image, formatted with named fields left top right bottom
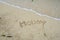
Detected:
left=0, top=2, right=60, bottom=40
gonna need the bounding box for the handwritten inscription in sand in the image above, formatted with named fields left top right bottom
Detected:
left=19, top=20, right=46, bottom=27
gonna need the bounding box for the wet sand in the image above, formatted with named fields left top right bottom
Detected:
left=1, top=0, right=60, bottom=18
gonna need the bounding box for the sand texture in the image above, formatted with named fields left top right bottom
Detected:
left=0, top=2, right=60, bottom=40
left=1, top=0, right=60, bottom=18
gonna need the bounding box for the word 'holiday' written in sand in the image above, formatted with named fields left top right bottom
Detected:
left=19, top=19, right=46, bottom=27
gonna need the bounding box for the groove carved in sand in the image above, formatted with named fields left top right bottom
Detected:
left=19, top=19, right=46, bottom=27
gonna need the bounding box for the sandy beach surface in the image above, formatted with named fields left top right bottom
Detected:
left=0, top=0, right=60, bottom=18
left=0, top=1, right=60, bottom=40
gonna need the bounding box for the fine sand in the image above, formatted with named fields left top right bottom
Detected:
left=0, top=2, right=60, bottom=40
left=1, top=0, right=60, bottom=18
